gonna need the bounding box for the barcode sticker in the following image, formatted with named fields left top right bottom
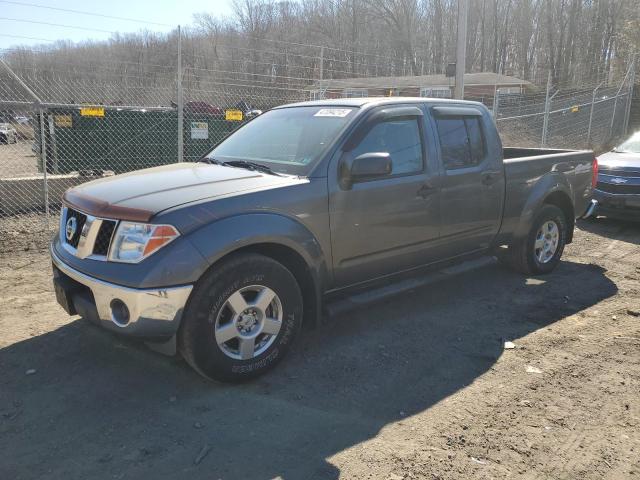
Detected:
left=314, top=108, right=352, bottom=117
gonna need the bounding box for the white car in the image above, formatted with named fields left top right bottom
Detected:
left=0, top=123, right=18, bottom=144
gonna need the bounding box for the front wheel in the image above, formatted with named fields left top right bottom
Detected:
left=502, top=204, right=568, bottom=275
left=178, top=253, right=303, bottom=382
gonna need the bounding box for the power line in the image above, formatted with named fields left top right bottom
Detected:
left=0, top=33, right=56, bottom=43
left=0, top=16, right=116, bottom=34
left=0, top=1, right=173, bottom=27
left=221, top=33, right=411, bottom=63
left=0, top=17, right=419, bottom=71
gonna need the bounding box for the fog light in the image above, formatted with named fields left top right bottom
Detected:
left=110, top=299, right=130, bottom=326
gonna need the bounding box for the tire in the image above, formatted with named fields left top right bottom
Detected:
left=178, top=253, right=303, bottom=382
left=503, top=204, right=567, bottom=275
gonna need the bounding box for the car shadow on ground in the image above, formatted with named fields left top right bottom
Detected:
left=0, top=260, right=617, bottom=480
left=577, top=217, right=640, bottom=245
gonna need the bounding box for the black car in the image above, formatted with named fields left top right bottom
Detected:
left=591, top=132, right=640, bottom=220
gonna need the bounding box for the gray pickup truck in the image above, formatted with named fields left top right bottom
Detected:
left=51, top=98, right=596, bottom=381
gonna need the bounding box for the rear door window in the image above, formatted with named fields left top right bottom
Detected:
left=465, top=117, right=486, bottom=164
left=435, top=116, right=486, bottom=169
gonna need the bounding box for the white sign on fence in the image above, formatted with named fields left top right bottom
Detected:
left=190, top=121, right=209, bottom=139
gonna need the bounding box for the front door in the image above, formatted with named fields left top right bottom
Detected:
left=329, top=106, right=441, bottom=288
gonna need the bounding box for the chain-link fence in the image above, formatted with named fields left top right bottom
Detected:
left=491, top=72, right=636, bottom=150
left=0, top=42, right=636, bottom=254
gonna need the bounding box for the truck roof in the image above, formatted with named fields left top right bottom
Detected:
left=276, top=96, right=483, bottom=110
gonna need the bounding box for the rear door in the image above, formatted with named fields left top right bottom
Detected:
left=328, top=105, right=441, bottom=288
left=431, top=106, right=504, bottom=255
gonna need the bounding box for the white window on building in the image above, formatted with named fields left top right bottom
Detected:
left=420, top=87, right=452, bottom=98
left=342, top=88, right=368, bottom=98
left=498, top=86, right=522, bottom=94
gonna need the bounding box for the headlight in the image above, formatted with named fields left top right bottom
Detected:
left=109, top=222, right=179, bottom=263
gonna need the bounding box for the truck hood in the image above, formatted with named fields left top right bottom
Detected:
left=597, top=151, right=640, bottom=171
left=65, top=162, right=306, bottom=219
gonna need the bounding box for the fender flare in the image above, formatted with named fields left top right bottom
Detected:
left=185, top=212, right=329, bottom=324
left=512, top=172, right=574, bottom=241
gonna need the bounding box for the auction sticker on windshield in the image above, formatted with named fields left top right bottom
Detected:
left=314, top=108, right=352, bottom=117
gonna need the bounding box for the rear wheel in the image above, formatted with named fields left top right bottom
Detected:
left=502, top=204, right=567, bottom=275
left=179, top=253, right=303, bottom=382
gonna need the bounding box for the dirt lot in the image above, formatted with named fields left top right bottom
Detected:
left=0, top=218, right=638, bottom=480
left=0, top=140, right=39, bottom=178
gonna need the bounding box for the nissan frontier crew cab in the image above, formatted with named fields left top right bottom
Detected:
left=51, top=98, right=596, bottom=382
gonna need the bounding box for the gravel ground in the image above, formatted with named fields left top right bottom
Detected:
left=0, top=217, right=639, bottom=480
left=0, top=141, right=39, bottom=178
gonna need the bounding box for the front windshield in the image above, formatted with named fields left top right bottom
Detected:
left=207, top=106, right=357, bottom=175
left=614, top=132, right=640, bottom=154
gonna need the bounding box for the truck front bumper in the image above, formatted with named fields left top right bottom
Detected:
left=51, top=246, right=193, bottom=339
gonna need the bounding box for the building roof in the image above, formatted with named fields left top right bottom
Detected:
left=313, top=72, right=531, bottom=89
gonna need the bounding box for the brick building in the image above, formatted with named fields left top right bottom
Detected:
left=309, top=72, right=533, bottom=104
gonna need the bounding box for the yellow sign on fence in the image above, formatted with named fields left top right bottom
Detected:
left=54, top=114, right=72, bottom=128
left=80, top=107, right=105, bottom=117
left=225, top=109, right=243, bottom=121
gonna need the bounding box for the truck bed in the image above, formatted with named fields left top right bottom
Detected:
left=503, top=147, right=574, bottom=159
left=497, top=147, right=595, bottom=246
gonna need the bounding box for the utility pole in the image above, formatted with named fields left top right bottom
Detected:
left=454, top=0, right=468, bottom=99
left=177, top=25, right=184, bottom=163
left=319, top=46, right=324, bottom=81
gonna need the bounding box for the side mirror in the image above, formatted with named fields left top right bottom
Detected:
left=340, top=152, right=392, bottom=189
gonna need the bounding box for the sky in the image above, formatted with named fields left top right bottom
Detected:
left=0, top=0, right=235, bottom=49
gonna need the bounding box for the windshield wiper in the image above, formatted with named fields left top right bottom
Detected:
left=221, top=160, right=281, bottom=176
left=197, top=156, right=222, bottom=165
left=198, top=157, right=281, bottom=176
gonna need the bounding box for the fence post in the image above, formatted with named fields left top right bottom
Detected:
left=610, top=91, right=620, bottom=142
left=623, top=56, right=636, bottom=135
left=610, top=62, right=632, bottom=141
left=492, top=87, right=500, bottom=120
left=587, top=81, right=604, bottom=148
left=177, top=25, right=184, bottom=163
left=39, top=107, right=50, bottom=227
left=541, top=72, right=555, bottom=147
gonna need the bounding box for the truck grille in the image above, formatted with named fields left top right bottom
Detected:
left=65, top=208, right=87, bottom=248
left=61, top=206, right=118, bottom=260
left=92, top=220, right=117, bottom=256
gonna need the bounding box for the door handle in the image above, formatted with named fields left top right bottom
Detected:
left=481, top=171, right=501, bottom=186
left=417, top=183, right=437, bottom=199
left=554, top=162, right=573, bottom=173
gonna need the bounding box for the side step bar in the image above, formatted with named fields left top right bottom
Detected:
left=323, top=256, right=496, bottom=318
